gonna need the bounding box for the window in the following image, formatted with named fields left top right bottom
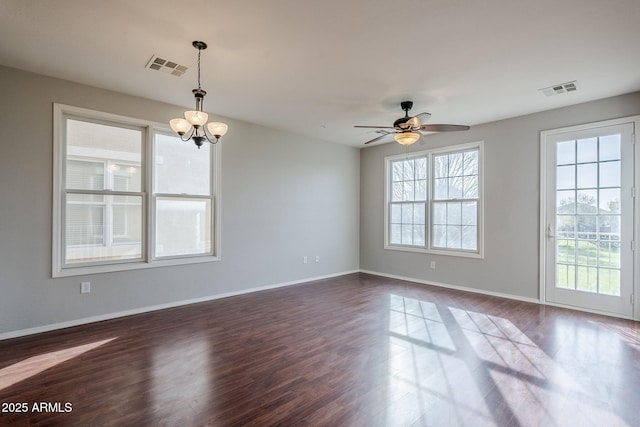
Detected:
left=153, top=132, right=213, bottom=258
left=53, top=104, right=220, bottom=277
left=385, top=142, right=483, bottom=257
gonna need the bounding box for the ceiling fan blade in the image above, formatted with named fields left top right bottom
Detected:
left=419, top=124, right=470, bottom=132
left=412, top=112, right=431, bottom=121
left=363, top=133, right=391, bottom=145
left=406, top=117, right=421, bottom=128
left=354, top=125, right=396, bottom=129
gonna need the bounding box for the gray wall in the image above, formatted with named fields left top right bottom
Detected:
left=0, top=65, right=360, bottom=336
left=360, top=92, right=640, bottom=300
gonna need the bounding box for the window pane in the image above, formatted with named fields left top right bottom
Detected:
left=401, top=204, right=413, bottom=224
left=557, top=190, right=576, bottom=214
left=599, top=188, right=620, bottom=214
left=390, top=224, right=402, bottom=244
left=413, top=203, right=425, bottom=225
left=66, top=119, right=142, bottom=191
left=428, top=147, right=480, bottom=253
left=392, top=161, right=404, bottom=182
left=413, top=225, right=425, bottom=246
left=576, top=215, right=596, bottom=237
left=391, top=204, right=402, bottom=224
left=415, top=179, right=427, bottom=200
left=155, top=132, right=210, bottom=195
left=401, top=225, right=413, bottom=245
left=461, top=226, right=477, bottom=250
left=113, top=165, right=142, bottom=192
left=155, top=197, right=212, bottom=257
left=557, top=215, right=575, bottom=239
left=66, top=195, right=104, bottom=246
left=392, top=182, right=403, bottom=202
left=448, top=177, right=462, bottom=199
left=415, top=158, right=427, bottom=179
left=434, top=178, right=448, bottom=200
left=461, top=202, right=477, bottom=225
left=463, top=150, right=478, bottom=175
left=448, top=152, right=464, bottom=176
left=463, top=176, right=478, bottom=199
left=403, top=159, right=415, bottom=181
left=556, top=264, right=573, bottom=289
left=112, top=196, right=143, bottom=244
left=576, top=163, right=597, bottom=189
left=403, top=181, right=415, bottom=201
left=446, top=202, right=462, bottom=225
left=432, top=202, right=446, bottom=224
left=434, top=155, right=448, bottom=178
left=556, top=165, right=575, bottom=190
left=577, top=137, right=597, bottom=163
left=66, top=160, right=104, bottom=191
left=599, top=135, right=620, bottom=161
left=432, top=225, right=446, bottom=247
left=597, top=237, right=620, bottom=268
left=576, top=190, right=597, bottom=214
left=576, top=265, right=597, bottom=293
left=446, top=225, right=462, bottom=249
left=599, top=215, right=620, bottom=235
left=65, top=194, right=142, bottom=264
left=557, top=140, right=575, bottom=165
left=599, top=161, right=620, bottom=188
left=598, top=268, right=620, bottom=296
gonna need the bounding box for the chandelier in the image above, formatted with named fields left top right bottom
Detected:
left=169, top=41, right=228, bottom=148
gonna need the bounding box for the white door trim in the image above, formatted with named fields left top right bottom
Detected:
left=539, top=115, right=639, bottom=320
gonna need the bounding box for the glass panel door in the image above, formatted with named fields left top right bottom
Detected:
left=544, top=122, right=634, bottom=317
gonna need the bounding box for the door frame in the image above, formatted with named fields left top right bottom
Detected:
left=539, top=115, right=639, bottom=320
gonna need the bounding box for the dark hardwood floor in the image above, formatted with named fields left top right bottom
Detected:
left=1, top=273, right=639, bottom=426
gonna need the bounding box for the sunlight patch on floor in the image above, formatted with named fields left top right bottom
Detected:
left=0, top=338, right=117, bottom=391
left=385, top=294, right=632, bottom=426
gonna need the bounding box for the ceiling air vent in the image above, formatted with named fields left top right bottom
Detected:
left=539, top=81, right=578, bottom=97
left=145, top=55, right=188, bottom=77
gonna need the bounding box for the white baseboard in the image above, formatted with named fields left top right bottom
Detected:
left=540, top=300, right=635, bottom=321
left=0, top=270, right=359, bottom=341
left=359, top=269, right=541, bottom=305
left=361, top=270, right=640, bottom=321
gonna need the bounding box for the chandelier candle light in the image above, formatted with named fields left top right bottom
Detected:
left=169, top=41, right=228, bottom=148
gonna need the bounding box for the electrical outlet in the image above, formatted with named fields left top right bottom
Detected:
left=430, top=261, right=436, bottom=270
left=315, top=255, right=320, bottom=263
left=303, top=256, right=308, bottom=264
left=80, top=281, right=91, bottom=294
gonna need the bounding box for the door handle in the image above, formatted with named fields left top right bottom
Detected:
left=547, top=224, right=556, bottom=238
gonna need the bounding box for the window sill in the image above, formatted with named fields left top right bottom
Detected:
left=52, top=255, right=220, bottom=278
left=384, top=244, right=484, bottom=259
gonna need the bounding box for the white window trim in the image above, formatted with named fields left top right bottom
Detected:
left=52, top=103, right=221, bottom=278
left=384, top=141, right=484, bottom=259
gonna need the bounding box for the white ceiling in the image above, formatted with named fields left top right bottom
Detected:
left=1, top=0, right=638, bottom=147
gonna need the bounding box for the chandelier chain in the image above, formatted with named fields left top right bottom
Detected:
left=197, top=47, right=202, bottom=90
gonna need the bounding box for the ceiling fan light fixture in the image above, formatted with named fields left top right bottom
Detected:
left=394, top=132, right=420, bottom=146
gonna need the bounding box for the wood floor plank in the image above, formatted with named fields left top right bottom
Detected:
left=0, top=273, right=638, bottom=426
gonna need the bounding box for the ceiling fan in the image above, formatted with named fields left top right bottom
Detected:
left=355, top=101, right=470, bottom=146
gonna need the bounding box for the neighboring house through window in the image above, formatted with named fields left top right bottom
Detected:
left=53, top=104, right=220, bottom=277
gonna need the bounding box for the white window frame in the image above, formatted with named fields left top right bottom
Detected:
left=384, top=141, right=484, bottom=258
left=52, top=103, right=221, bottom=277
